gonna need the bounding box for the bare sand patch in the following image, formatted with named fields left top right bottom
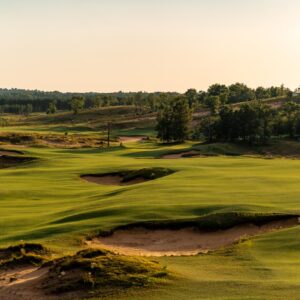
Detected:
left=88, top=217, right=299, bottom=257
left=81, top=167, right=173, bottom=186
left=162, top=150, right=201, bottom=159
left=0, top=266, right=54, bottom=300
left=118, top=135, right=148, bottom=143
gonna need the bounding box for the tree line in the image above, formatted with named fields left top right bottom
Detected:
left=0, top=83, right=293, bottom=115
left=196, top=101, right=300, bottom=144
left=156, top=97, right=300, bottom=144
left=0, top=89, right=179, bottom=115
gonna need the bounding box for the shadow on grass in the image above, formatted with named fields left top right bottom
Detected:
left=99, top=212, right=299, bottom=236
left=50, top=146, right=124, bottom=155
left=23, top=125, right=96, bottom=133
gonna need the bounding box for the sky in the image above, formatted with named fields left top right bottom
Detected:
left=0, top=0, right=300, bottom=92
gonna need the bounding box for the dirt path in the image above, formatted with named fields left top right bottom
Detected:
left=88, top=217, right=299, bottom=257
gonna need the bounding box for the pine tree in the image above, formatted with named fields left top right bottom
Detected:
left=156, top=97, right=191, bottom=143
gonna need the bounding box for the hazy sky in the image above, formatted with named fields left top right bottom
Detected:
left=0, top=0, right=300, bottom=92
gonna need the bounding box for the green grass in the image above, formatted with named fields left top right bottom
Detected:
left=1, top=136, right=300, bottom=299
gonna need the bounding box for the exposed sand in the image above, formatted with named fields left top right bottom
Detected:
left=0, top=266, right=53, bottom=300
left=81, top=174, right=149, bottom=186
left=118, top=135, right=148, bottom=143
left=0, top=266, right=86, bottom=300
left=88, top=217, right=299, bottom=257
left=162, top=150, right=201, bottom=159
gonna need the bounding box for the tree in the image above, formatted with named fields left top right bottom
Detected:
left=228, top=83, right=255, bottom=103
left=216, top=106, right=238, bottom=141
left=198, top=90, right=207, bottom=106
left=47, top=101, right=57, bottom=114
left=133, top=92, right=145, bottom=115
left=90, top=96, right=102, bottom=109
left=197, top=101, right=276, bottom=144
left=171, top=98, right=192, bottom=142
left=255, top=87, right=271, bottom=100
left=206, top=84, right=229, bottom=105
left=24, top=104, right=33, bottom=116
left=70, top=96, right=85, bottom=114
left=207, top=84, right=228, bottom=99
left=195, top=115, right=218, bottom=142
left=156, top=97, right=191, bottom=143
left=146, top=94, right=156, bottom=112
left=204, top=96, right=221, bottom=114
left=281, top=102, right=300, bottom=138
left=185, top=89, right=198, bottom=108
left=156, top=106, right=173, bottom=143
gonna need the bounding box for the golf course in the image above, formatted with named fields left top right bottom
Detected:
left=2, top=1, right=300, bottom=298
left=0, top=105, right=300, bottom=299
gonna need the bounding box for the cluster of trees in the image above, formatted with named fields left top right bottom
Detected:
left=0, top=103, right=33, bottom=115
left=156, top=97, right=191, bottom=142
left=0, top=84, right=295, bottom=115
left=184, top=83, right=292, bottom=112
left=156, top=95, right=300, bottom=144
left=196, top=101, right=300, bottom=144
left=0, top=89, right=179, bottom=115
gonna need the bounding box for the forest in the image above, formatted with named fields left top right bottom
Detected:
left=0, top=83, right=292, bottom=114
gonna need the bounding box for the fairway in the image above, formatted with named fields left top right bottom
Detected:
left=1, top=142, right=300, bottom=244
left=1, top=139, right=300, bottom=299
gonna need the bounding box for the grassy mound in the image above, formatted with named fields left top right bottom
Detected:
left=0, top=243, right=50, bottom=268
left=43, top=249, right=168, bottom=295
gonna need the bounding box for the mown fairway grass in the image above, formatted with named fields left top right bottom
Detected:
left=1, top=136, right=300, bottom=299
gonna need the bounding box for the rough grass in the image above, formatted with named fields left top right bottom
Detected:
left=0, top=243, right=50, bottom=268
left=0, top=131, right=116, bottom=148
left=43, top=249, right=168, bottom=295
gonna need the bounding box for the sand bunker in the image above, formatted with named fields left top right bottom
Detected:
left=88, top=217, right=299, bottom=257
left=0, top=266, right=53, bottom=300
left=81, top=174, right=148, bottom=186
left=81, top=168, right=174, bottom=186
left=118, top=135, right=148, bottom=143
left=162, top=150, right=201, bottom=159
